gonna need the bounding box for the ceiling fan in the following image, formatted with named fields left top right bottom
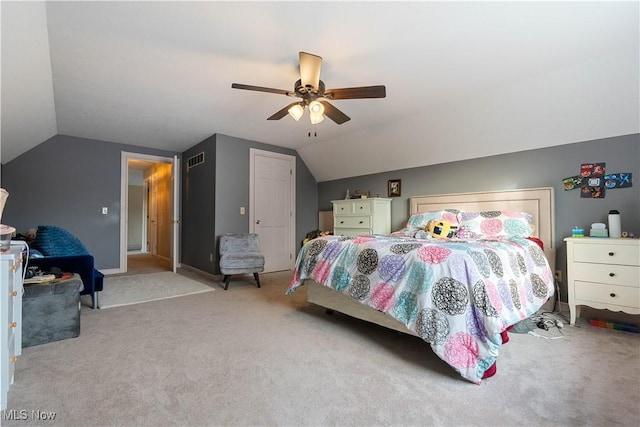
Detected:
left=231, top=52, right=386, bottom=126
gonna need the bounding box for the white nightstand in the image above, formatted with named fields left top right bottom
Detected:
left=564, top=237, right=640, bottom=325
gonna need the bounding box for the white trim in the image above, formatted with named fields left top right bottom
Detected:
left=249, top=148, right=296, bottom=271
left=120, top=151, right=175, bottom=273
left=98, top=268, right=122, bottom=276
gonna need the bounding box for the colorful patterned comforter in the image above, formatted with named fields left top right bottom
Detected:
left=287, top=234, right=554, bottom=383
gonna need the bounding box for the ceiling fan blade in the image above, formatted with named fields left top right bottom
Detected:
left=299, top=52, right=322, bottom=91
left=267, top=102, right=301, bottom=121
left=232, top=83, right=291, bottom=96
left=325, top=85, right=386, bottom=100
left=320, top=101, right=351, bottom=125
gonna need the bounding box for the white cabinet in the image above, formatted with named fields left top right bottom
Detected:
left=565, top=237, right=640, bottom=325
left=1, top=244, right=23, bottom=411
left=332, top=198, right=391, bottom=237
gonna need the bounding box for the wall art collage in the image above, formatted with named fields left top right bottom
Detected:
left=563, top=163, right=632, bottom=198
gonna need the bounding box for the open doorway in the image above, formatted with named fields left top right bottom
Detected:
left=120, top=152, right=179, bottom=274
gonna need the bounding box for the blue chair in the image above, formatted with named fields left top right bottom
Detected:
left=219, top=233, right=265, bottom=290
left=28, top=225, right=104, bottom=309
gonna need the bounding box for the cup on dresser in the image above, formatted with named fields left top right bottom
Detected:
left=608, top=210, right=622, bottom=238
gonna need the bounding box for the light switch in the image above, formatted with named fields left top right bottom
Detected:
left=240, top=207, right=245, bottom=215
left=102, top=207, right=108, bottom=215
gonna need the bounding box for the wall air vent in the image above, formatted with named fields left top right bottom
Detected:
left=187, top=152, right=205, bottom=171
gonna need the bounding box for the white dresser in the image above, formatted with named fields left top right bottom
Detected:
left=332, top=198, right=392, bottom=237
left=1, top=244, right=23, bottom=411
left=565, top=237, right=640, bottom=325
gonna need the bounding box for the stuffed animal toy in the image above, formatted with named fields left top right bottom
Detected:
left=301, top=229, right=330, bottom=247
left=426, top=219, right=457, bottom=239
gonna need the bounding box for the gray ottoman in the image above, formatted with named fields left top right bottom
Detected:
left=22, top=275, right=83, bottom=347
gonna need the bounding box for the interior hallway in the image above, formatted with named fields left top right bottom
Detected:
left=126, top=253, right=171, bottom=275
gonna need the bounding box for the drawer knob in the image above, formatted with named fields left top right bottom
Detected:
left=340, top=221, right=344, bottom=224
left=609, top=272, right=615, bottom=277
left=10, top=291, right=17, bottom=297
left=359, top=221, right=363, bottom=224
left=359, top=206, right=363, bottom=210
left=608, top=252, right=614, bottom=256
left=9, top=322, right=17, bottom=328
left=610, top=293, right=616, bottom=298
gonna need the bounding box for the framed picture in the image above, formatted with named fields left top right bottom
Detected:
left=388, top=179, right=401, bottom=197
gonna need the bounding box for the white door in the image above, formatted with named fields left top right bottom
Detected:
left=250, top=149, right=296, bottom=272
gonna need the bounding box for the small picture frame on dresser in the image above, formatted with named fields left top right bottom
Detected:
left=388, top=179, right=401, bottom=197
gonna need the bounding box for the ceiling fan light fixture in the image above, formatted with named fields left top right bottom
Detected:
left=288, top=104, right=304, bottom=121
left=310, top=112, right=324, bottom=125
left=309, top=100, right=324, bottom=115
left=232, top=51, right=385, bottom=128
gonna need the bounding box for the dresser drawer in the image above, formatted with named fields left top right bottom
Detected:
left=573, top=242, right=640, bottom=266
left=572, top=263, right=640, bottom=287
left=335, top=216, right=371, bottom=229
left=332, top=198, right=391, bottom=237
left=333, top=201, right=354, bottom=214
left=334, top=227, right=372, bottom=237
left=352, top=201, right=372, bottom=214
left=333, top=200, right=374, bottom=215
left=575, top=281, right=640, bottom=309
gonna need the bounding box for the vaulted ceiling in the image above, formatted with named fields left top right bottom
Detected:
left=2, top=1, right=638, bottom=182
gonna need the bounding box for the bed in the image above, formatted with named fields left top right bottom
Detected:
left=287, top=187, right=556, bottom=383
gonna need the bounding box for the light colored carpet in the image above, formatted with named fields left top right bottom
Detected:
left=99, top=271, right=215, bottom=308
left=4, top=271, right=639, bottom=426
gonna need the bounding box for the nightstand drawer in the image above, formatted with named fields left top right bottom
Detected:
left=575, top=281, right=640, bottom=309
left=573, top=243, right=640, bottom=266
left=335, top=216, right=371, bottom=229
left=572, top=263, right=640, bottom=287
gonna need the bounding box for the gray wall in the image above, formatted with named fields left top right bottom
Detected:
left=3, top=131, right=636, bottom=289
left=181, top=134, right=318, bottom=275
left=181, top=135, right=217, bottom=273
left=1, top=134, right=177, bottom=269
left=2, top=133, right=318, bottom=274
left=318, top=133, right=640, bottom=302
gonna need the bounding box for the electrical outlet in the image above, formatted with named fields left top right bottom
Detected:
left=555, top=270, right=562, bottom=283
